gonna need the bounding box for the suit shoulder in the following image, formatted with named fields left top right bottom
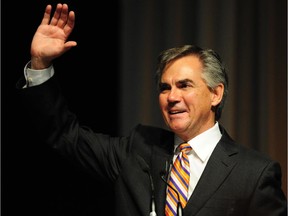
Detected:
left=132, top=123, right=172, bottom=137
left=236, top=142, right=273, bottom=163
left=219, top=129, right=278, bottom=173
left=128, top=124, right=174, bottom=150
left=220, top=125, right=274, bottom=164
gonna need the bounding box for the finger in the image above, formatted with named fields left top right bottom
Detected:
left=57, top=3, right=69, bottom=28
left=64, top=41, right=77, bottom=49
left=40, top=5, right=52, bottom=25
left=50, top=3, right=63, bottom=26
left=63, top=11, right=75, bottom=36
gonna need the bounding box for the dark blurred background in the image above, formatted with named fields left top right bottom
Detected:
left=2, top=0, right=287, bottom=215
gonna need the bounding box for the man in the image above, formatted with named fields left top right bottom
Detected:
left=17, top=3, right=287, bottom=216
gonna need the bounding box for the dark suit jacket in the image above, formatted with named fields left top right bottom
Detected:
left=17, top=76, right=287, bottom=216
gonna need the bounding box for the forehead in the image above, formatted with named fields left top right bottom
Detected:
left=161, top=55, right=203, bottom=81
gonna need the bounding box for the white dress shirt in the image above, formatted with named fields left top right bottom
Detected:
left=173, top=122, right=222, bottom=198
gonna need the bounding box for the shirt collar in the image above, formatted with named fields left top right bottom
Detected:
left=174, top=122, right=222, bottom=162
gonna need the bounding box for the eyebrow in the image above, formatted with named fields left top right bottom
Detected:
left=177, top=78, right=194, bottom=85
left=160, top=78, right=194, bottom=84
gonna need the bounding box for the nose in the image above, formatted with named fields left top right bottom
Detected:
left=167, top=87, right=181, bottom=103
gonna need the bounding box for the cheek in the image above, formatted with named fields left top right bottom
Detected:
left=184, top=91, right=210, bottom=109
left=158, top=95, right=167, bottom=109
left=183, top=92, right=196, bottom=103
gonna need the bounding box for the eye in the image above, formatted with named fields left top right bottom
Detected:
left=177, top=79, right=192, bottom=89
left=159, top=83, right=170, bottom=92
left=179, top=82, right=189, bottom=88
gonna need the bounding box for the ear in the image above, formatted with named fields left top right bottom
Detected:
left=211, top=83, right=224, bottom=106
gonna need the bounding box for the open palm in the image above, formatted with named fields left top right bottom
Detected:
left=31, top=4, right=77, bottom=66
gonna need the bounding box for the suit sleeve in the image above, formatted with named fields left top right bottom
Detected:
left=247, top=160, right=287, bottom=216
left=17, top=75, right=132, bottom=182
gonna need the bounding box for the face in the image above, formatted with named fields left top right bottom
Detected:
left=158, top=55, right=223, bottom=141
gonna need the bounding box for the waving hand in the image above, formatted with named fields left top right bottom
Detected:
left=30, top=3, right=77, bottom=69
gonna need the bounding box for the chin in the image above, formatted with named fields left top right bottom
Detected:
left=169, top=124, right=185, bottom=133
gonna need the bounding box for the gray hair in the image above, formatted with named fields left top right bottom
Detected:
left=155, top=45, right=228, bottom=120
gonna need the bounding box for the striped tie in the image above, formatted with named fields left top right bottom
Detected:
left=165, top=143, right=192, bottom=216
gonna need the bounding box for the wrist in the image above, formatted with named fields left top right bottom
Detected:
left=30, top=57, right=51, bottom=70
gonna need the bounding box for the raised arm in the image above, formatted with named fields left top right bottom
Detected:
left=30, top=3, right=77, bottom=70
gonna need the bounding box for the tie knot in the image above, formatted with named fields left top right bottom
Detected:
left=178, top=143, right=192, bottom=154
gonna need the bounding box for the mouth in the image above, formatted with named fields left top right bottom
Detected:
left=168, top=110, right=186, bottom=115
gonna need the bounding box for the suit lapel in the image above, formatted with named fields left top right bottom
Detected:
left=151, top=132, right=174, bottom=216
left=184, top=132, right=239, bottom=216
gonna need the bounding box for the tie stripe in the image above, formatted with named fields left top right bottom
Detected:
left=165, top=143, right=192, bottom=216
